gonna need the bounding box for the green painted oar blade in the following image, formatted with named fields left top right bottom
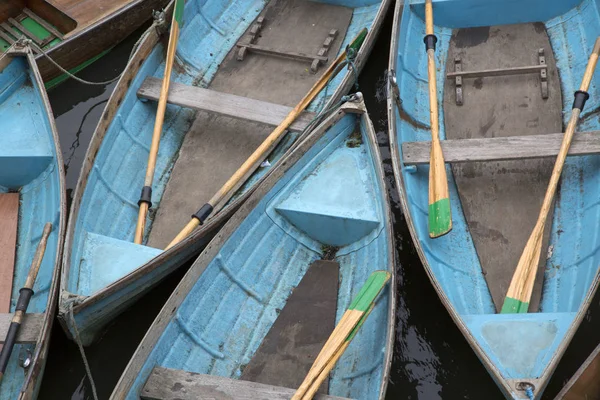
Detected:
left=173, top=0, right=185, bottom=26
left=500, top=297, right=529, bottom=314
left=346, top=303, right=375, bottom=342
left=348, top=271, right=390, bottom=312
left=429, top=198, right=452, bottom=238
left=347, top=28, right=368, bottom=54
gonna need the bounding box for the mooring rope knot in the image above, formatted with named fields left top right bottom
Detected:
left=525, top=386, right=535, bottom=400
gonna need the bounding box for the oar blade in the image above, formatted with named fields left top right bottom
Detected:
left=348, top=270, right=391, bottom=312
left=347, top=28, right=368, bottom=54
left=428, top=143, right=452, bottom=238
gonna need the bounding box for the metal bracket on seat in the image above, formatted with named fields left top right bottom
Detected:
left=236, top=18, right=336, bottom=74
left=449, top=49, right=549, bottom=105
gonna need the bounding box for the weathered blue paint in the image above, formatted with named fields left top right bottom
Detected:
left=390, top=0, right=600, bottom=398
left=62, top=0, right=387, bottom=345
left=409, top=0, right=582, bottom=29
left=122, top=109, right=393, bottom=399
left=0, top=53, right=64, bottom=400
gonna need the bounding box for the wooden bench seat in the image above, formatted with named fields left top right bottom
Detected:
left=0, top=313, right=43, bottom=343
left=402, top=131, right=600, bottom=165
left=137, top=77, right=316, bottom=133
left=0, top=193, right=18, bottom=314
left=142, top=367, right=350, bottom=400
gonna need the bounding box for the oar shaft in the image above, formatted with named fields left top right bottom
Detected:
left=134, top=3, right=182, bottom=244
left=503, top=37, right=600, bottom=313
left=0, top=223, right=51, bottom=382
left=165, top=28, right=369, bottom=250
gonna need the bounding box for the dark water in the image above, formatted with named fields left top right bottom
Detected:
left=36, top=7, right=600, bottom=400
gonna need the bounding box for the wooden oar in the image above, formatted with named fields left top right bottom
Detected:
left=502, top=37, right=600, bottom=314
left=0, top=223, right=52, bottom=383
left=165, top=28, right=369, bottom=250
left=424, top=0, right=452, bottom=238
left=291, top=270, right=390, bottom=400
left=300, top=304, right=375, bottom=400
left=134, top=0, right=185, bottom=244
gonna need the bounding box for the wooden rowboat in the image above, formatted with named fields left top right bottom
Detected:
left=0, top=42, right=65, bottom=399
left=58, top=0, right=391, bottom=345
left=388, top=0, right=600, bottom=398
left=1, top=0, right=169, bottom=86
left=555, top=343, right=600, bottom=399
left=110, top=99, right=395, bottom=400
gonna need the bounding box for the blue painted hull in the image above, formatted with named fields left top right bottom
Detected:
left=0, top=46, right=66, bottom=400
left=110, top=100, right=395, bottom=399
left=388, top=0, right=600, bottom=398
left=58, top=0, right=391, bottom=345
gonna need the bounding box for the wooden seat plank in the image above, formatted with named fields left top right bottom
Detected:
left=137, top=77, right=316, bottom=133
left=142, top=367, right=349, bottom=400
left=241, top=260, right=339, bottom=392
left=402, top=131, right=600, bottom=165
left=0, top=193, right=19, bottom=314
left=0, top=313, right=43, bottom=344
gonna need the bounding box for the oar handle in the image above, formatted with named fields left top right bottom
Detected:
left=0, top=223, right=52, bottom=381
left=425, top=0, right=434, bottom=35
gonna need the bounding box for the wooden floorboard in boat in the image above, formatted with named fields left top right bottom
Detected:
left=147, top=0, right=353, bottom=249
left=443, top=23, right=563, bottom=312
left=0, top=193, right=19, bottom=314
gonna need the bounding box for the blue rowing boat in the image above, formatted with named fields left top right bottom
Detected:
left=58, top=0, right=391, bottom=345
left=110, top=99, right=395, bottom=400
left=389, top=0, right=600, bottom=398
left=0, top=43, right=65, bottom=400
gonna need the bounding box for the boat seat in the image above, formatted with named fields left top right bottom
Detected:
left=0, top=313, right=43, bottom=344
left=463, top=312, right=576, bottom=380
left=76, top=232, right=162, bottom=296
left=402, top=130, right=600, bottom=165
left=142, top=366, right=350, bottom=400
left=272, top=144, right=380, bottom=248
left=137, top=77, right=316, bottom=133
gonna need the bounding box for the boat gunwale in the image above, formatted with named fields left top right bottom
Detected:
left=108, top=100, right=396, bottom=399
left=0, top=45, right=67, bottom=399
left=386, top=1, right=600, bottom=398
left=58, top=0, right=392, bottom=338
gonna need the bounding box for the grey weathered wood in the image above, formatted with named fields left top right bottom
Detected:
left=141, top=367, right=350, bottom=400
left=442, top=23, right=562, bottom=312
left=8, top=17, right=44, bottom=45
left=402, top=131, right=600, bottom=164
left=446, top=64, right=545, bottom=79
left=137, top=77, right=315, bottom=133
left=237, top=43, right=329, bottom=62
left=0, top=313, right=44, bottom=344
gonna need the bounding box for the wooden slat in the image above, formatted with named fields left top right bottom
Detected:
left=0, top=313, right=44, bottom=344
left=142, top=367, right=349, bottom=400
left=0, top=193, right=19, bottom=314
left=237, top=43, right=329, bottom=62
left=7, top=17, right=44, bottom=45
left=22, top=8, right=64, bottom=40
left=401, top=131, right=600, bottom=165
left=137, top=77, right=316, bottom=133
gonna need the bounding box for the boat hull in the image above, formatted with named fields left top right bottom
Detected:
left=0, top=44, right=66, bottom=400
left=388, top=0, right=600, bottom=398
left=58, top=0, right=391, bottom=345
left=110, top=100, right=396, bottom=400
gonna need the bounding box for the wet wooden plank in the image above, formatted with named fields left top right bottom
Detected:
left=0, top=193, right=19, bottom=314
left=557, top=344, right=600, bottom=400
left=241, top=260, right=339, bottom=392
left=442, top=23, right=563, bottom=312
left=142, top=367, right=349, bottom=400
left=0, top=313, right=44, bottom=344
left=401, top=131, right=600, bottom=164
left=137, top=77, right=316, bottom=133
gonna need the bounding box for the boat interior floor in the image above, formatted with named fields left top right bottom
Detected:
left=146, top=0, right=353, bottom=249
left=443, top=23, right=563, bottom=312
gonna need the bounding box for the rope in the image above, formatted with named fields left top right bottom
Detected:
left=525, top=386, right=535, bottom=400
left=68, top=302, right=99, bottom=400
left=31, top=10, right=166, bottom=86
